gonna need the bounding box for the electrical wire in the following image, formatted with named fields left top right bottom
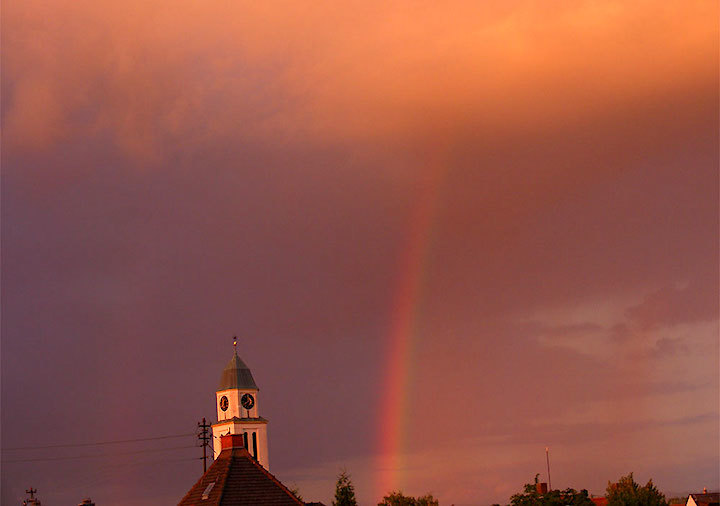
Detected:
left=5, top=426, right=209, bottom=501
left=45, top=454, right=203, bottom=495
left=2, top=432, right=196, bottom=451
left=2, top=444, right=198, bottom=463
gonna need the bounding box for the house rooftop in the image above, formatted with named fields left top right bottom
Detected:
left=690, top=493, right=720, bottom=506
left=177, top=434, right=302, bottom=506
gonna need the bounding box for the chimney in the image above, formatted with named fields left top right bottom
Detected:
left=220, top=433, right=246, bottom=451
left=703, top=488, right=707, bottom=494
left=536, top=483, right=548, bottom=495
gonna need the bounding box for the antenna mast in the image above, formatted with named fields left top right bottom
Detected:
left=545, top=447, right=552, bottom=491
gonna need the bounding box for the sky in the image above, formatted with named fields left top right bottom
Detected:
left=1, top=1, right=718, bottom=505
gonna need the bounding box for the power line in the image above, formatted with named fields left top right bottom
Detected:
left=30, top=453, right=202, bottom=496
left=2, top=445, right=198, bottom=463
left=2, top=432, right=195, bottom=451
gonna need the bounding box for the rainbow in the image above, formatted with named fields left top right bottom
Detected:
left=375, top=152, right=448, bottom=501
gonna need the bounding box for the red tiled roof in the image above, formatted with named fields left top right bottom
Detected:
left=591, top=497, right=608, bottom=506
left=177, top=446, right=303, bottom=506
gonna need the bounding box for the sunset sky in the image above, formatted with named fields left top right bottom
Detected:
left=1, top=1, right=718, bottom=505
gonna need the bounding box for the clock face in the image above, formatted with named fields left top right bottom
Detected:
left=241, top=393, right=255, bottom=410
left=219, top=396, right=229, bottom=411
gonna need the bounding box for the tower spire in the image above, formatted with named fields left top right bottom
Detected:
left=213, top=339, right=269, bottom=469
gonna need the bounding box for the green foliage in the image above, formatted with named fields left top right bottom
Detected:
left=378, top=491, right=439, bottom=506
left=415, top=494, right=440, bottom=506
left=606, top=473, right=667, bottom=506
left=510, top=477, right=594, bottom=506
left=378, top=491, right=416, bottom=506
left=333, top=469, right=358, bottom=506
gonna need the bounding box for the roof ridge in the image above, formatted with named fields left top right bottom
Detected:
left=177, top=455, right=228, bottom=505
left=214, top=455, right=232, bottom=505
left=239, top=452, right=304, bottom=505
left=177, top=474, right=203, bottom=505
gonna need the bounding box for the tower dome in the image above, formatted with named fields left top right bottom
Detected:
left=217, top=352, right=259, bottom=391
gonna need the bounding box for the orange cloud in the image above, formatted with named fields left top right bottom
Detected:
left=3, top=0, right=715, bottom=162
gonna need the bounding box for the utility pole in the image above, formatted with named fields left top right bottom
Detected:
left=545, top=447, right=552, bottom=491
left=198, top=417, right=211, bottom=473
left=23, top=487, right=41, bottom=506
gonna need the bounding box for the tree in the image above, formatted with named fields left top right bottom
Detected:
left=606, top=473, right=667, bottom=506
left=378, top=492, right=416, bottom=506
left=333, top=469, right=358, bottom=506
left=510, top=475, right=594, bottom=506
left=377, top=491, right=439, bottom=506
left=416, top=493, right=440, bottom=506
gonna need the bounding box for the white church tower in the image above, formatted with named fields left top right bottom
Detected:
left=211, top=341, right=269, bottom=469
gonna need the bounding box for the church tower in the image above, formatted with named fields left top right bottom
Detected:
left=211, top=342, right=269, bottom=469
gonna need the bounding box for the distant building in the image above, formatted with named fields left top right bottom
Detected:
left=593, top=490, right=719, bottom=506
left=177, top=433, right=303, bottom=506
left=687, top=492, right=719, bottom=506
left=591, top=497, right=608, bottom=506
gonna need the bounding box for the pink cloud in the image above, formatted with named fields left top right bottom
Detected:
left=626, top=280, right=718, bottom=329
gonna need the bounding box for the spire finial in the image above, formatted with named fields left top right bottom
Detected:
left=233, top=335, right=237, bottom=354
